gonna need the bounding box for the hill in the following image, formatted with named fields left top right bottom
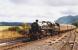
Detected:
left=0, top=22, right=31, bottom=26
left=56, top=15, right=78, bottom=24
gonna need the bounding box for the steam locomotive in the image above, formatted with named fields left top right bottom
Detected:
left=7, top=21, right=60, bottom=41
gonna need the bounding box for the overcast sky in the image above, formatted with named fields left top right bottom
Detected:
left=0, top=0, right=78, bottom=22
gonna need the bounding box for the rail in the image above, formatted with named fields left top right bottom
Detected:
left=60, top=27, right=76, bottom=50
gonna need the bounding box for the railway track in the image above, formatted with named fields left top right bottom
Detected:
left=0, top=31, right=71, bottom=50
left=60, top=30, right=76, bottom=50
left=72, top=30, right=78, bottom=50
left=11, top=31, right=73, bottom=50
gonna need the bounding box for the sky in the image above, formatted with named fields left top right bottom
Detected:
left=0, top=0, right=78, bottom=22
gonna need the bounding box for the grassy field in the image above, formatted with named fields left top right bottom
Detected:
left=0, top=26, right=12, bottom=31
left=0, top=26, right=23, bottom=39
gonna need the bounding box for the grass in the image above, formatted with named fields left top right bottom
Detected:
left=0, top=26, right=12, bottom=31
left=0, top=26, right=23, bottom=39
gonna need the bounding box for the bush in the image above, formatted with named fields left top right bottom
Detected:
left=8, top=26, right=20, bottom=31
left=72, top=22, right=78, bottom=27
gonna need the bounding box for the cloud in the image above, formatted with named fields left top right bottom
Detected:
left=61, top=10, right=77, bottom=15
left=10, top=0, right=46, bottom=6
left=9, top=0, right=78, bottom=6
left=0, top=0, right=78, bottom=22
left=0, top=5, right=70, bottom=22
left=45, top=0, right=78, bottom=6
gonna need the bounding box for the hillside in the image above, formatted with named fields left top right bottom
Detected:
left=56, top=15, right=78, bottom=24
left=0, top=22, right=32, bottom=26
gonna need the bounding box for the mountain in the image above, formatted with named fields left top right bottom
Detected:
left=0, top=22, right=32, bottom=26
left=56, top=15, right=78, bottom=24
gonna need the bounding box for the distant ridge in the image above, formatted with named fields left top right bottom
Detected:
left=56, top=15, right=78, bottom=24
left=0, top=22, right=32, bottom=26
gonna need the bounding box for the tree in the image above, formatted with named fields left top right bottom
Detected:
left=72, top=20, right=78, bottom=27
